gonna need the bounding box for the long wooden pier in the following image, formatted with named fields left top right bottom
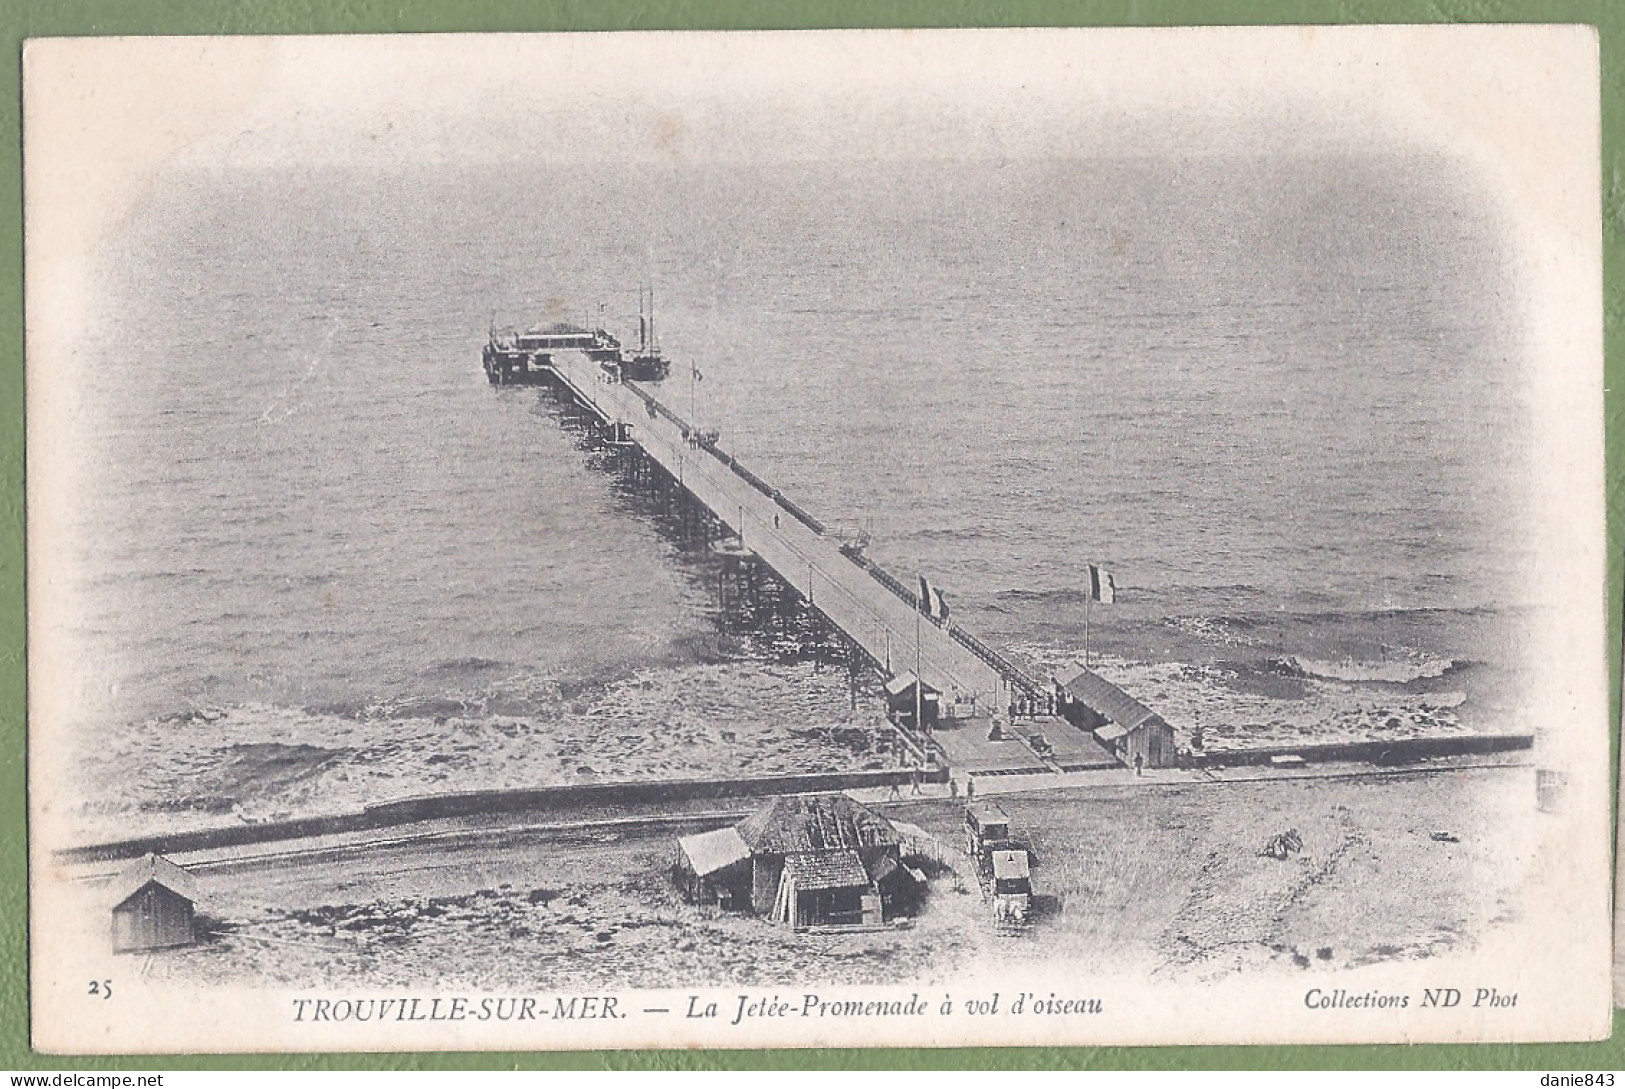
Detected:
left=545, top=351, right=1016, bottom=716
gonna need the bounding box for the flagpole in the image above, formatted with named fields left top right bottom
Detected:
left=914, top=605, right=923, bottom=738
left=1084, top=593, right=1091, bottom=669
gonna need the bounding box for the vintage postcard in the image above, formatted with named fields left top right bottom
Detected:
left=24, top=27, right=1610, bottom=1052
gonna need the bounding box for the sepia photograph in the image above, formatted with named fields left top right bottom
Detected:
left=23, top=26, right=1612, bottom=1052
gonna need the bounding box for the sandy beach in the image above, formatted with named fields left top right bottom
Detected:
left=127, top=763, right=1534, bottom=989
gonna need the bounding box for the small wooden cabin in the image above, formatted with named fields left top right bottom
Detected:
left=883, top=671, right=940, bottom=730
left=109, top=854, right=197, bottom=954
left=735, top=794, right=901, bottom=916
left=1056, top=663, right=1175, bottom=769
left=677, top=794, right=912, bottom=927
left=870, top=853, right=926, bottom=916
left=673, top=826, right=752, bottom=909
left=769, top=849, right=879, bottom=929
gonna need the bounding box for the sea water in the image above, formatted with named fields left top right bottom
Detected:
left=55, top=154, right=1530, bottom=829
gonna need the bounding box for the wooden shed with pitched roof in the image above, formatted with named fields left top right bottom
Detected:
left=768, top=849, right=879, bottom=929
left=1056, top=663, right=1176, bottom=769
left=734, top=794, right=901, bottom=915
left=109, top=853, right=197, bottom=954
left=673, top=826, right=752, bottom=909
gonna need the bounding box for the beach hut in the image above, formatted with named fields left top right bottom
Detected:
left=109, top=853, right=197, bottom=954
left=769, top=849, right=879, bottom=929
left=673, top=826, right=752, bottom=909
left=1056, top=664, right=1175, bottom=769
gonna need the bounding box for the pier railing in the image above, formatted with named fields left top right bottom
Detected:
left=842, top=552, right=1045, bottom=701
left=619, top=381, right=828, bottom=535
left=947, top=627, right=1046, bottom=701
left=848, top=554, right=920, bottom=609
left=616, top=368, right=1047, bottom=701
left=551, top=356, right=1022, bottom=706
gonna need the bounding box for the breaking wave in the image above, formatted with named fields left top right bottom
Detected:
left=1286, top=655, right=1458, bottom=685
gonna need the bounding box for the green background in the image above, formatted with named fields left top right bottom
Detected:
left=2, top=0, right=1621, bottom=1072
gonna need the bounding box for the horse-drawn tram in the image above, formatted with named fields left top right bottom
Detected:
left=965, top=803, right=1033, bottom=929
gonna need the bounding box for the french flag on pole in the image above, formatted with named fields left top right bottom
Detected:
left=1086, top=564, right=1117, bottom=604
left=918, top=575, right=950, bottom=622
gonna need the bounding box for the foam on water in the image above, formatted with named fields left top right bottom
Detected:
left=1288, top=653, right=1458, bottom=685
